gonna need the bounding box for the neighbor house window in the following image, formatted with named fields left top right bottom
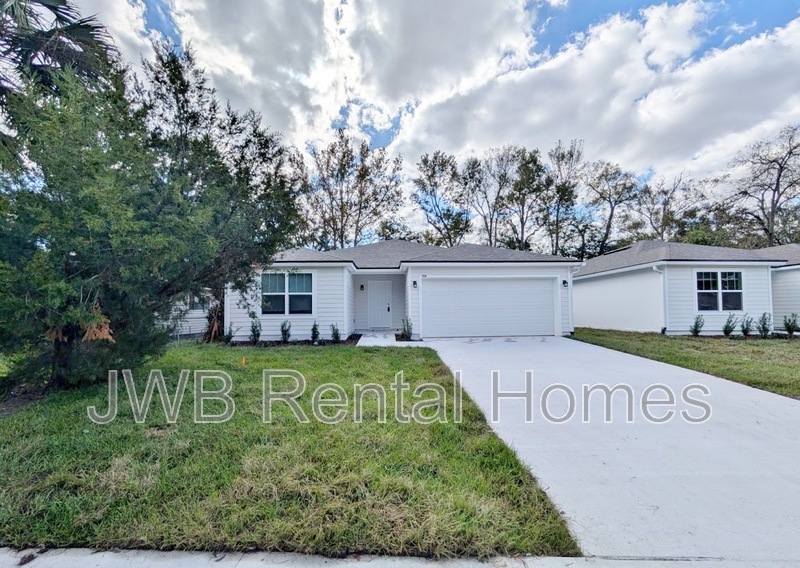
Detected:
left=261, top=272, right=313, bottom=315
left=696, top=271, right=743, bottom=311
left=187, top=294, right=202, bottom=311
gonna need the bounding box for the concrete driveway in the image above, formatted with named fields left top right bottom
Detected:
left=429, top=336, right=800, bottom=564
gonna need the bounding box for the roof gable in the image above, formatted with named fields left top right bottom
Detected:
left=329, top=240, right=443, bottom=268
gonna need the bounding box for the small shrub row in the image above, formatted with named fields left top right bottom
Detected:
left=690, top=312, right=798, bottom=339
left=226, top=316, right=347, bottom=345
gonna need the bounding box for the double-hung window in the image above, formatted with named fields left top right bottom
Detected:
left=261, top=272, right=313, bottom=315
left=696, top=271, right=743, bottom=311
left=287, top=273, right=313, bottom=314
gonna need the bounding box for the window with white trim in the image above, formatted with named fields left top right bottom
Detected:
left=262, top=272, right=313, bottom=315
left=696, top=271, right=743, bottom=311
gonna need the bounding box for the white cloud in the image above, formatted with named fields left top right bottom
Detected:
left=639, top=1, right=713, bottom=70
left=392, top=8, right=800, bottom=184
left=345, top=0, right=537, bottom=106
left=730, top=20, right=757, bottom=34
left=75, top=0, right=154, bottom=71
left=74, top=0, right=800, bottom=201
left=168, top=0, right=338, bottom=144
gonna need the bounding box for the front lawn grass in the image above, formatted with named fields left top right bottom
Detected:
left=0, top=344, right=579, bottom=558
left=573, top=328, right=800, bottom=399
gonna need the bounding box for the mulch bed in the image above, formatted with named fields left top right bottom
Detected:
left=232, top=334, right=362, bottom=347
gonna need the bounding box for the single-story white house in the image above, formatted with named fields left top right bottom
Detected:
left=573, top=240, right=800, bottom=335
left=765, top=244, right=800, bottom=330
left=166, top=292, right=213, bottom=337
left=224, top=240, right=582, bottom=341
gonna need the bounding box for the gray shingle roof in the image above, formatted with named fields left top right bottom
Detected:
left=272, top=240, right=576, bottom=269
left=273, top=247, right=344, bottom=263
left=404, top=243, right=575, bottom=263
left=328, top=240, right=444, bottom=268
left=575, top=240, right=788, bottom=278
left=756, top=244, right=800, bottom=267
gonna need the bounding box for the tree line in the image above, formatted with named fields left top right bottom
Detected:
left=0, top=0, right=798, bottom=389
left=297, top=129, right=800, bottom=257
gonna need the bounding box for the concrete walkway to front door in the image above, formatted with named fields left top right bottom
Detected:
left=356, top=331, right=428, bottom=347
left=356, top=331, right=399, bottom=346
left=428, top=336, right=800, bottom=565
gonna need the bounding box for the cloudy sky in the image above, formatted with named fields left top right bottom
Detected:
left=76, top=0, right=800, bottom=184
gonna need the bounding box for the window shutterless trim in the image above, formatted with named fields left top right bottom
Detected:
left=695, top=269, right=744, bottom=313
left=261, top=271, right=315, bottom=316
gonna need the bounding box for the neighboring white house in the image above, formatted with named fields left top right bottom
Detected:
left=573, top=240, right=800, bottom=335
left=759, top=244, right=800, bottom=330
left=166, top=293, right=212, bottom=337
left=224, top=240, right=581, bottom=341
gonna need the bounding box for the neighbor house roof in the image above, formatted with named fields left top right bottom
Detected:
left=272, top=240, right=576, bottom=269
left=575, top=240, right=787, bottom=278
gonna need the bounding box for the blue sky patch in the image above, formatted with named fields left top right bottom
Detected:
left=533, top=0, right=800, bottom=57
left=141, top=0, right=182, bottom=46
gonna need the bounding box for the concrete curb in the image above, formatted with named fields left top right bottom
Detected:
left=1, top=549, right=796, bottom=568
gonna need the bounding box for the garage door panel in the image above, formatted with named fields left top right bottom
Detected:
left=421, top=278, right=555, bottom=337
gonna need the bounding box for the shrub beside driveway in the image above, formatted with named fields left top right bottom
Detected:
left=572, top=328, right=800, bottom=399
left=0, top=344, right=579, bottom=558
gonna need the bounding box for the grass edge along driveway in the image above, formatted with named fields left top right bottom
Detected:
left=0, top=343, right=580, bottom=559
left=572, top=328, right=800, bottom=399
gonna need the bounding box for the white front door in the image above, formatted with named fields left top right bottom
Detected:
left=368, top=280, right=393, bottom=328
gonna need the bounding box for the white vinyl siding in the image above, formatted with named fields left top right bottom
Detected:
left=352, top=274, right=407, bottom=330
left=666, top=264, right=773, bottom=335
left=405, top=265, right=573, bottom=338
left=772, top=268, right=800, bottom=330
left=407, top=267, right=422, bottom=339
left=344, top=269, right=355, bottom=336
left=225, top=266, right=347, bottom=341
left=162, top=293, right=212, bottom=337
left=170, top=308, right=208, bottom=336
left=574, top=268, right=665, bottom=332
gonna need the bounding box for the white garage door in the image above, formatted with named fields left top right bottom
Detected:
left=421, top=277, right=556, bottom=337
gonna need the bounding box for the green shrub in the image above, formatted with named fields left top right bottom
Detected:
left=690, top=315, right=704, bottom=337
left=280, top=320, right=291, bottom=343
left=784, top=313, right=799, bottom=339
left=740, top=314, right=753, bottom=337
left=311, top=320, right=320, bottom=343
left=400, top=318, right=413, bottom=341
left=757, top=312, right=772, bottom=339
left=330, top=323, right=341, bottom=343
left=722, top=313, right=738, bottom=338
left=248, top=312, right=261, bottom=344
left=223, top=324, right=235, bottom=345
